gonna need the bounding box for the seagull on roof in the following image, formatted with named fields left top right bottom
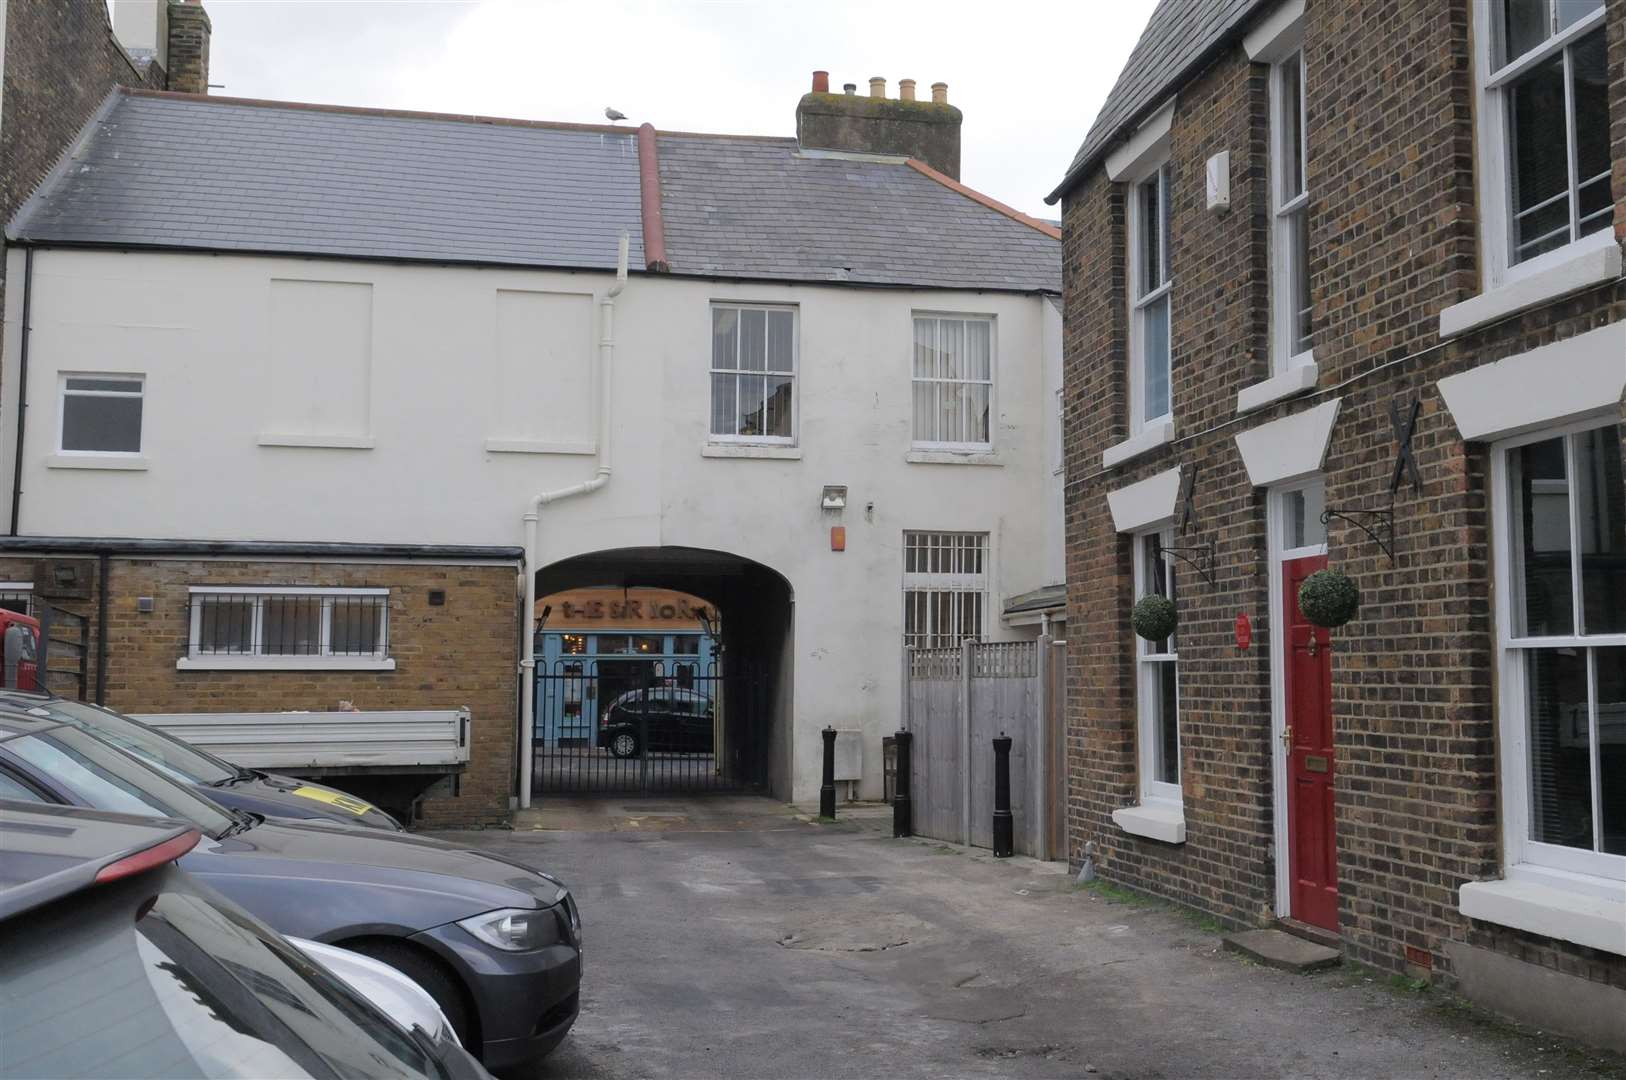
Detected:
left=604, top=107, right=627, bottom=123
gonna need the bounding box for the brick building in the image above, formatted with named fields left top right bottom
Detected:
left=1050, top=0, right=1625, bottom=1050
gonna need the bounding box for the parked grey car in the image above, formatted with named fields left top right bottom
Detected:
left=0, top=800, right=491, bottom=1079
left=0, top=690, right=404, bottom=831
left=0, top=709, right=581, bottom=1070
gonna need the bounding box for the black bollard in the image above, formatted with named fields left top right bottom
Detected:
left=819, top=726, right=837, bottom=819
left=992, top=732, right=1013, bottom=857
left=892, top=730, right=913, bottom=838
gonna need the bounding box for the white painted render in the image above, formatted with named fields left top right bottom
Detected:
left=0, top=247, right=1060, bottom=802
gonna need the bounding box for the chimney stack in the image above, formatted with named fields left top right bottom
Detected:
left=796, top=70, right=964, bottom=179
left=165, top=0, right=212, bottom=95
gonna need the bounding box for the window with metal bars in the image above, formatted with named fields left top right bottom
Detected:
left=911, top=315, right=994, bottom=449
left=0, top=585, right=33, bottom=616
left=902, top=532, right=989, bottom=649
left=187, top=588, right=389, bottom=662
left=1492, top=0, right=1611, bottom=265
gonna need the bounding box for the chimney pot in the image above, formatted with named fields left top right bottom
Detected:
left=811, top=70, right=829, bottom=94
left=899, top=79, right=916, bottom=102
left=931, top=82, right=948, bottom=105
left=843, top=83, right=857, bottom=95
left=869, top=77, right=886, bottom=99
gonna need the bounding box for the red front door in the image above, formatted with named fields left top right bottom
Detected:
left=1284, top=554, right=1338, bottom=931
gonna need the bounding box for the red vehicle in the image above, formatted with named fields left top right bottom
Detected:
left=0, top=610, right=41, bottom=691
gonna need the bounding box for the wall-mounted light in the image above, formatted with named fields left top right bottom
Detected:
left=821, top=485, right=848, bottom=510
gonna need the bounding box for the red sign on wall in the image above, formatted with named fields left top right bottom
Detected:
left=1234, top=612, right=1252, bottom=650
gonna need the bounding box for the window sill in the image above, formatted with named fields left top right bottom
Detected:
left=484, top=439, right=596, bottom=456
left=176, top=656, right=397, bottom=672
left=1236, top=359, right=1318, bottom=414
left=258, top=433, right=375, bottom=450
left=1102, top=420, right=1174, bottom=469
left=701, top=444, right=802, bottom=460
left=46, top=453, right=148, bottom=471
left=1439, top=234, right=1623, bottom=339
left=904, top=449, right=1003, bottom=466
left=1111, top=802, right=1186, bottom=844
left=1459, top=875, right=1626, bottom=956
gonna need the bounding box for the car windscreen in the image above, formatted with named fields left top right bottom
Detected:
left=11, top=698, right=238, bottom=786
left=0, top=872, right=439, bottom=1079
left=1, top=725, right=236, bottom=838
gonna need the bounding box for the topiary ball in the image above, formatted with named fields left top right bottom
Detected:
left=1299, top=569, right=1361, bottom=628
left=1132, top=594, right=1178, bottom=642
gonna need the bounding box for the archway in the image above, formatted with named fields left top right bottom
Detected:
left=528, top=547, right=794, bottom=800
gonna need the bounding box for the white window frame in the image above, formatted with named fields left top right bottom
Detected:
left=57, top=372, right=144, bottom=457
left=1269, top=46, right=1313, bottom=372
left=910, top=313, right=997, bottom=453
left=1126, top=161, right=1174, bottom=434
left=0, top=583, right=33, bottom=616
left=178, top=586, right=395, bottom=671
left=1471, top=0, right=1613, bottom=294
left=708, top=302, right=798, bottom=447
left=1490, top=417, right=1626, bottom=890
left=902, top=532, right=990, bottom=650
left=1133, top=526, right=1182, bottom=806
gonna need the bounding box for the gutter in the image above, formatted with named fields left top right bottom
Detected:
left=518, top=230, right=629, bottom=810
left=9, top=248, right=32, bottom=535
left=636, top=124, right=670, bottom=273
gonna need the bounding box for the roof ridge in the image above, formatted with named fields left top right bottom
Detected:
left=902, top=160, right=1062, bottom=241
left=116, top=87, right=638, bottom=137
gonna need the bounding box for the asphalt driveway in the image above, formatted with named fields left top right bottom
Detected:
left=430, top=797, right=1624, bottom=1080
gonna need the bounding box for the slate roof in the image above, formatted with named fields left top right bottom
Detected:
left=10, top=90, right=1059, bottom=293
left=8, top=91, right=646, bottom=271
left=1048, top=0, right=1265, bottom=203
left=657, top=135, right=1060, bottom=292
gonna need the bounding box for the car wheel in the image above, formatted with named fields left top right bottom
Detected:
left=346, top=939, right=474, bottom=1050
left=610, top=732, right=639, bottom=758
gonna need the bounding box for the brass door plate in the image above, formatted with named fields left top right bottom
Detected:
left=1304, top=754, right=1330, bottom=774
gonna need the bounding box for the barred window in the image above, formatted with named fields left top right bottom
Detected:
left=0, top=584, right=33, bottom=616
left=184, top=588, right=390, bottom=669
left=903, top=532, right=988, bottom=649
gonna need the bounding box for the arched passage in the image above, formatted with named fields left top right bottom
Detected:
left=529, top=547, right=794, bottom=800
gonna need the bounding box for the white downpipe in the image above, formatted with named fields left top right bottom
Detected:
left=519, top=231, right=628, bottom=809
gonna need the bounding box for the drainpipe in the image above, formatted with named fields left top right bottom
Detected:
left=10, top=247, right=34, bottom=536
left=518, top=231, right=628, bottom=809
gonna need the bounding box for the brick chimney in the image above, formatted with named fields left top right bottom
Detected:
left=165, top=0, right=212, bottom=95
left=795, top=71, right=963, bottom=179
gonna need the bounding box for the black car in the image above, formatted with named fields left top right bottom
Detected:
left=0, top=800, right=489, bottom=1079
left=0, top=710, right=581, bottom=1070
left=0, top=691, right=405, bottom=831
left=597, top=687, right=715, bottom=757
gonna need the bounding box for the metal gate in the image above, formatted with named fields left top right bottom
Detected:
left=532, top=658, right=766, bottom=795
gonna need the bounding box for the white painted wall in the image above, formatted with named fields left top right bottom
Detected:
left=1, top=247, right=1058, bottom=801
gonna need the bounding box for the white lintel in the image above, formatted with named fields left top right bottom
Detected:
left=1234, top=398, right=1340, bottom=488
left=1437, top=320, right=1626, bottom=442
left=1107, top=466, right=1182, bottom=533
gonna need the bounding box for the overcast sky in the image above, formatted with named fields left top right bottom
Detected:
left=199, top=0, right=1158, bottom=218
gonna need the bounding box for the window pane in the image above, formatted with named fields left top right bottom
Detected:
left=330, top=598, right=383, bottom=656
left=1509, top=53, right=1571, bottom=263
left=1280, top=53, right=1305, bottom=200
left=1594, top=646, right=1625, bottom=855
left=1290, top=207, right=1312, bottom=354
left=738, top=309, right=767, bottom=372
left=61, top=394, right=142, bottom=452
left=710, top=373, right=737, bottom=436
left=941, top=320, right=964, bottom=380
left=711, top=308, right=738, bottom=370
left=1284, top=485, right=1328, bottom=549
left=262, top=597, right=320, bottom=656
left=1502, top=0, right=1549, bottom=62
left=1576, top=425, right=1626, bottom=635
left=198, top=598, right=253, bottom=655
left=64, top=377, right=141, bottom=393
left=738, top=376, right=767, bottom=436
left=763, top=376, right=794, bottom=439
left=965, top=320, right=992, bottom=381
left=1556, top=0, right=1605, bottom=33
left=1142, top=294, right=1170, bottom=422
left=766, top=309, right=794, bottom=372
left=1143, top=533, right=1176, bottom=654
left=964, top=384, right=990, bottom=445
left=1525, top=647, right=1593, bottom=850
left=1139, top=176, right=1161, bottom=295
left=1153, top=660, right=1179, bottom=784
left=1572, top=30, right=1613, bottom=238
left=596, top=635, right=631, bottom=654
left=1510, top=436, right=1574, bottom=636
left=912, top=318, right=937, bottom=379
left=939, top=371, right=964, bottom=442
left=1159, top=166, right=1172, bottom=284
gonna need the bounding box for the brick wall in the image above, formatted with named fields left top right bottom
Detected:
left=1061, top=0, right=1626, bottom=991
left=0, top=555, right=519, bottom=826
